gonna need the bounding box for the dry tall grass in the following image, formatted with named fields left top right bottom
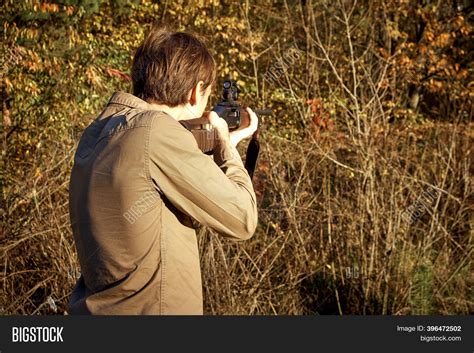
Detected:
left=199, top=120, right=473, bottom=315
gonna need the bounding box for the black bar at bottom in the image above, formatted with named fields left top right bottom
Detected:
left=0, top=315, right=472, bottom=353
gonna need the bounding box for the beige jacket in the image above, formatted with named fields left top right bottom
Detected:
left=68, top=92, right=257, bottom=314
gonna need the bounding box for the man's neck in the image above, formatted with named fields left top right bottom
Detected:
left=148, top=103, right=184, bottom=121
left=149, top=103, right=198, bottom=121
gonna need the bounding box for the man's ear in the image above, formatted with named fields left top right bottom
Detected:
left=188, top=81, right=205, bottom=106
left=188, top=86, right=198, bottom=106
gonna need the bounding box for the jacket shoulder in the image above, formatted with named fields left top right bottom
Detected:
left=148, top=111, right=198, bottom=150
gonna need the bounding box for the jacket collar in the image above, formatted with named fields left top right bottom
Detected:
left=107, top=92, right=164, bottom=111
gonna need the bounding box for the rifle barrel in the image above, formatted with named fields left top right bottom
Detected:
left=254, top=109, right=272, bottom=116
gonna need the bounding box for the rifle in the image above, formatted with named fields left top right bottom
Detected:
left=180, top=80, right=272, bottom=180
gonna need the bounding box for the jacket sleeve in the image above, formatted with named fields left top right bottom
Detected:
left=148, top=113, right=258, bottom=241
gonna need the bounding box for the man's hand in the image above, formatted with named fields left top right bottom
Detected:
left=206, top=107, right=259, bottom=147
left=229, top=108, right=259, bottom=147
left=206, top=111, right=231, bottom=143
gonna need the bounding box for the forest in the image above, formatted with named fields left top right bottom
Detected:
left=1, top=0, right=472, bottom=315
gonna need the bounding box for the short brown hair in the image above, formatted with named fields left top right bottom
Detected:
left=132, top=25, right=216, bottom=107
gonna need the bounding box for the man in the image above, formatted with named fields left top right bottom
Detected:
left=68, top=25, right=258, bottom=314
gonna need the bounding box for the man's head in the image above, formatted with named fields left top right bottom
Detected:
left=132, top=25, right=216, bottom=118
